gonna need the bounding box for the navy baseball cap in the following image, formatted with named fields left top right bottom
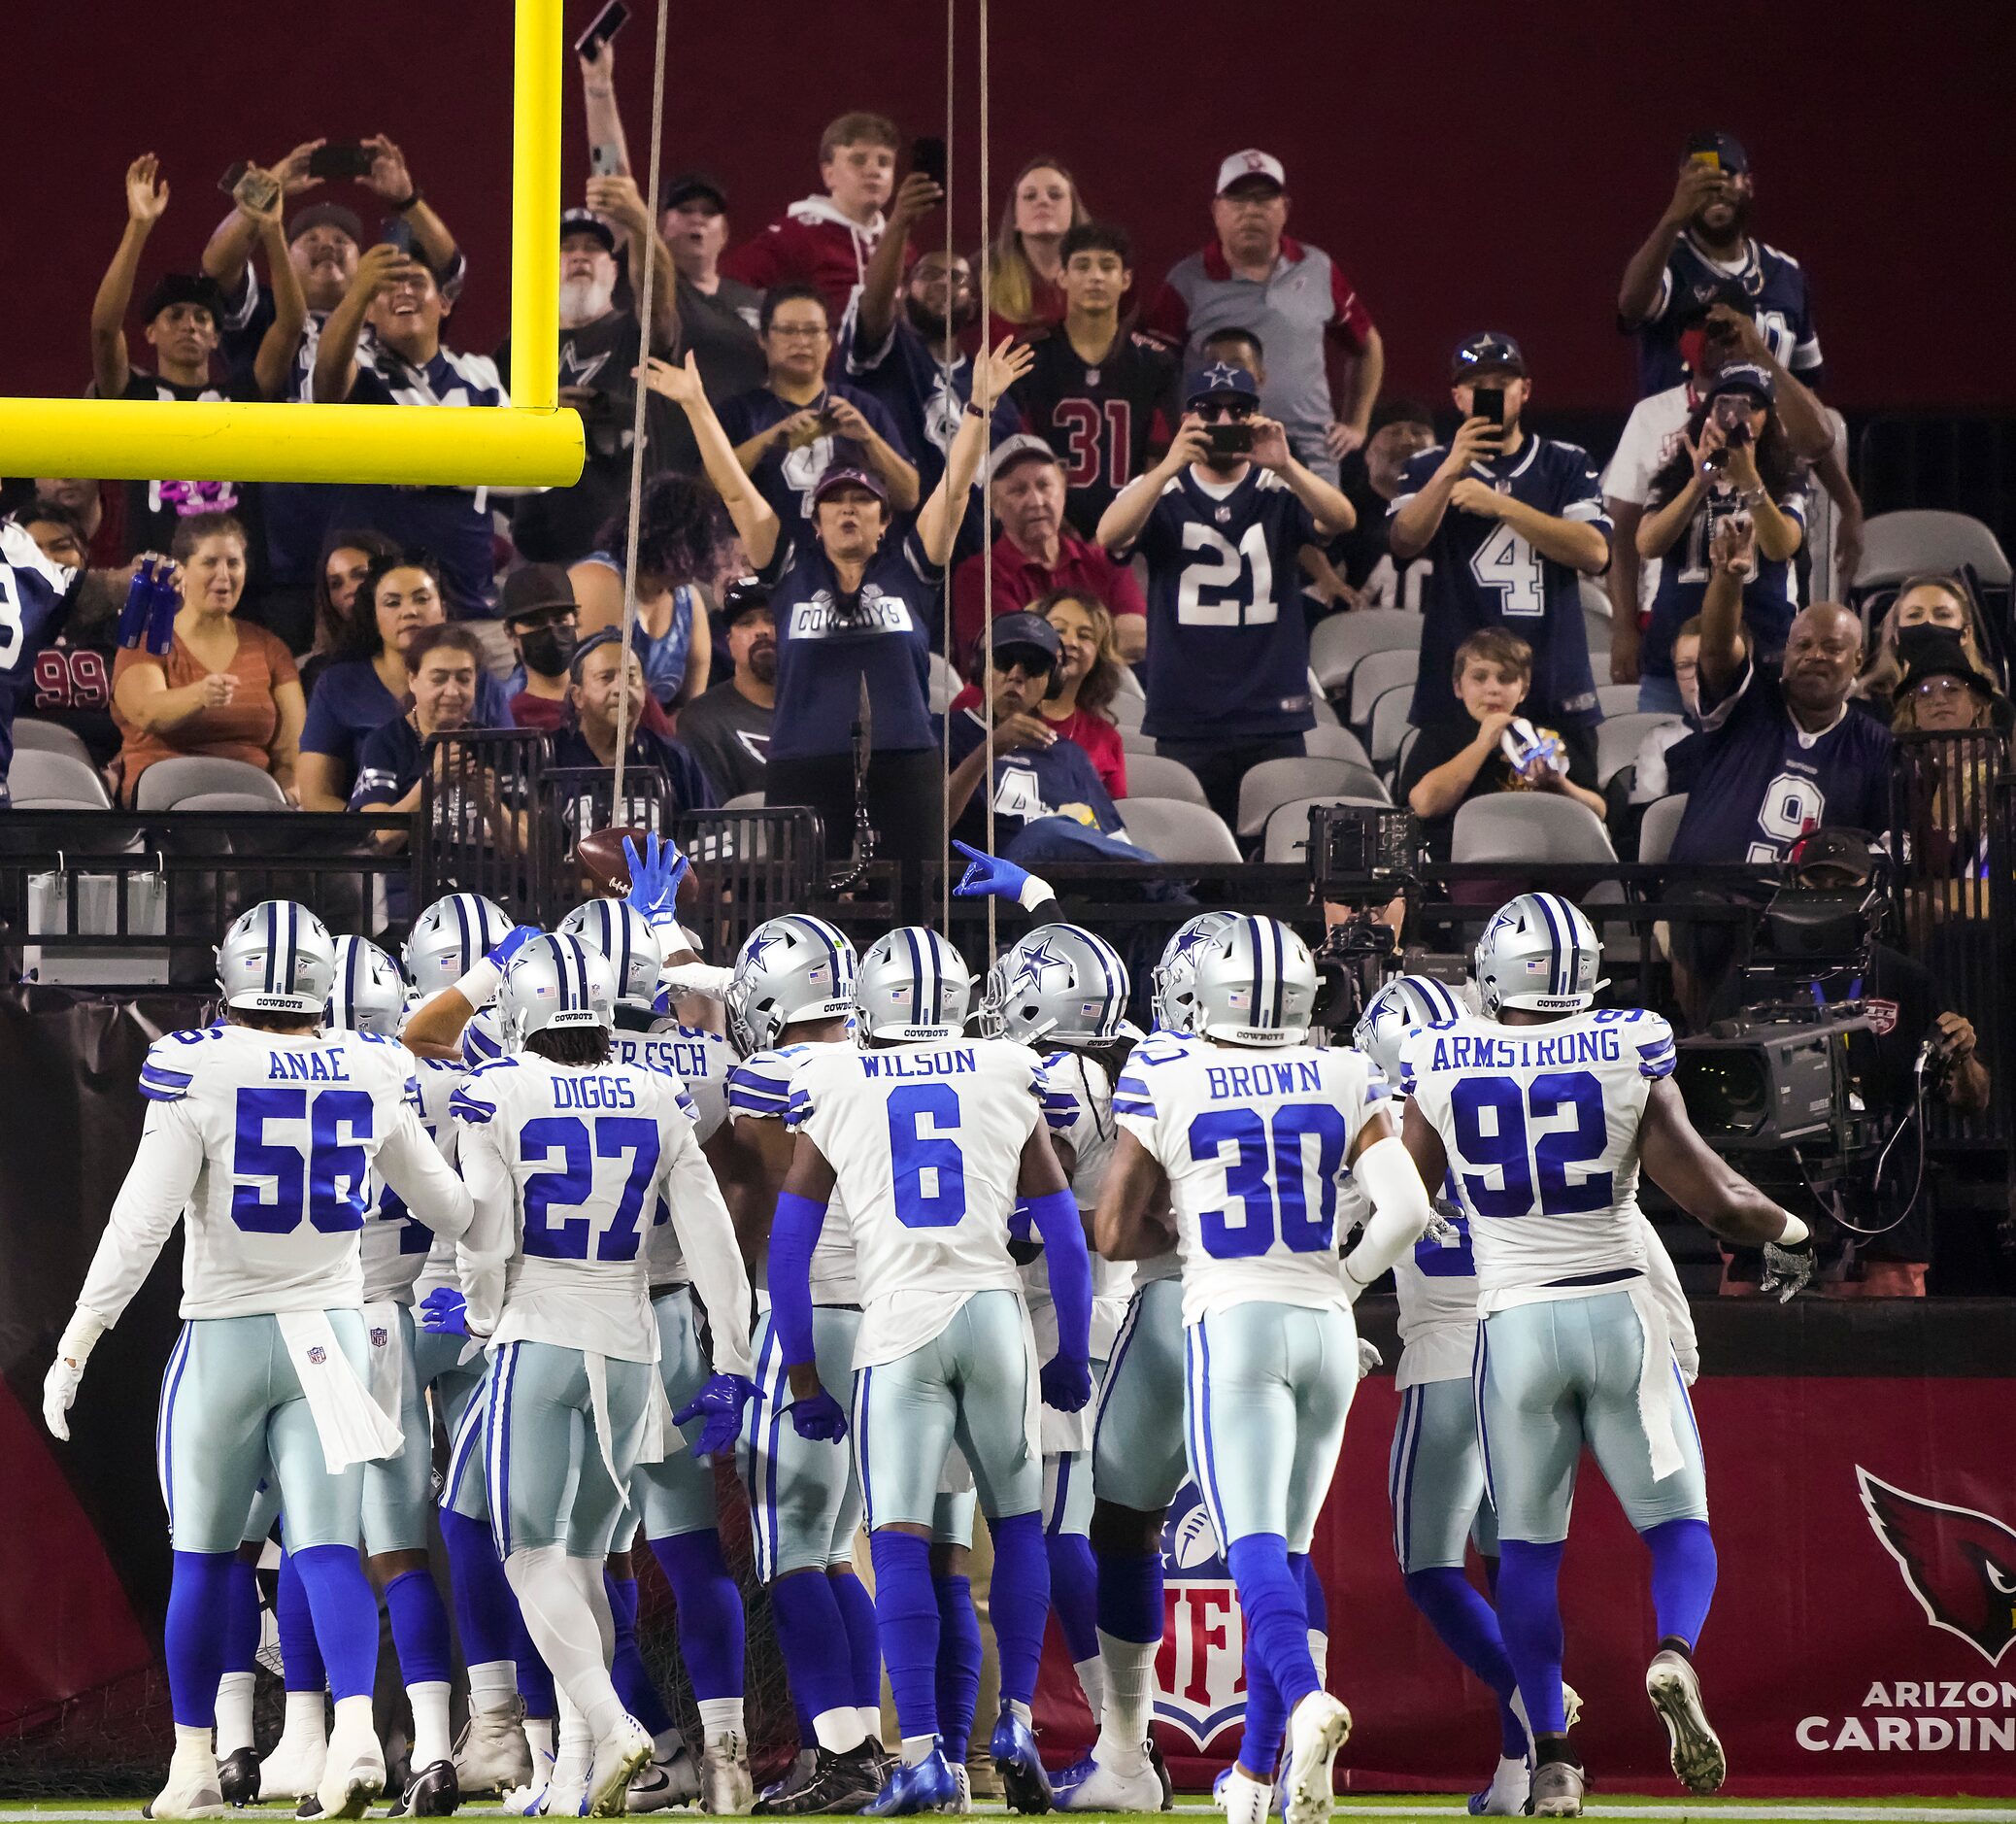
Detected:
left=1183, top=361, right=1261, bottom=408
left=1450, top=332, right=1527, bottom=382
left=661, top=171, right=728, bottom=213
left=1684, top=129, right=1750, bottom=174
left=1707, top=361, right=1775, bottom=405
left=989, top=612, right=1062, bottom=666
left=287, top=202, right=364, bottom=246
left=141, top=273, right=227, bottom=326
left=811, top=464, right=890, bottom=507
left=721, top=577, right=772, bottom=625
left=560, top=208, right=616, bottom=253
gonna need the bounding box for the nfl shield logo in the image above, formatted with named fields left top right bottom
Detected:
left=307, top=1346, right=326, bottom=1366
left=1215, top=507, right=1232, bottom=524
left=1153, top=1481, right=1246, bottom=1747
left=370, top=1327, right=389, bottom=1348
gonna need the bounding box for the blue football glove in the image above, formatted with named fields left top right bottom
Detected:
left=486, top=925, right=542, bottom=970
left=419, top=1287, right=471, bottom=1336
left=952, top=841, right=1031, bottom=903
left=1040, top=1354, right=1092, bottom=1413
left=623, top=832, right=690, bottom=926
left=673, top=1372, right=755, bottom=1459
left=789, top=1384, right=849, bottom=1442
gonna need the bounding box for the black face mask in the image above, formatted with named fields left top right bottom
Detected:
left=520, top=623, right=579, bottom=677
left=1894, top=621, right=1960, bottom=667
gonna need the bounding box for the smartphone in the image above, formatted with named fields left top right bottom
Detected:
left=590, top=142, right=622, bottom=177
left=911, top=135, right=949, bottom=189
left=220, top=162, right=281, bottom=214
left=575, top=0, right=629, bottom=57
left=1472, top=386, right=1505, bottom=431
left=218, top=160, right=249, bottom=196
left=1690, top=150, right=1722, bottom=170
left=309, top=142, right=376, bottom=182
left=381, top=217, right=416, bottom=254
left=1712, top=393, right=1752, bottom=440
left=1205, top=422, right=1254, bottom=457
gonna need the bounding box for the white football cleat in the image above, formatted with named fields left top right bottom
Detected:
left=1466, top=1753, right=1530, bottom=1816
left=503, top=1742, right=557, bottom=1818
left=627, top=1740, right=700, bottom=1811
left=1562, top=1681, right=1584, bottom=1732
left=456, top=1705, right=534, bottom=1796
left=1219, top=1769, right=1273, bottom=1824
left=587, top=1714, right=655, bottom=1817
left=1057, top=1756, right=1163, bottom=1812
left=1281, top=1692, right=1351, bottom=1824
left=701, top=1732, right=754, bottom=1814
left=1529, top=1758, right=1584, bottom=1818
left=149, top=1740, right=225, bottom=1819
left=1645, top=1649, right=1726, bottom=1795
left=257, top=1724, right=329, bottom=1803
left=315, top=1710, right=386, bottom=1821
left=937, top=1761, right=972, bottom=1815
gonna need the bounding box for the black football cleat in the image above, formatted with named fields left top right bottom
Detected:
left=386, top=1760, right=460, bottom=1818
left=218, top=1748, right=261, bottom=1807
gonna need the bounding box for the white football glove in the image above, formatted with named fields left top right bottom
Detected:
left=1356, top=1336, right=1384, bottom=1381
left=43, top=1307, right=107, bottom=1441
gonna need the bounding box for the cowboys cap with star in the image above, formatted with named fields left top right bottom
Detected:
left=1183, top=362, right=1261, bottom=409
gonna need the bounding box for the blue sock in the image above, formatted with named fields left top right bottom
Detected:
left=224, top=1556, right=261, bottom=1674
left=166, top=1550, right=237, bottom=1726
left=1483, top=1553, right=1500, bottom=1601
left=769, top=1571, right=855, bottom=1729
left=1237, top=1636, right=1286, bottom=1778
left=606, top=1573, right=675, bottom=1739
left=441, top=1508, right=520, bottom=1669
left=868, top=1531, right=939, bottom=1740
left=1046, top=1534, right=1099, bottom=1665
left=384, top=1568, right=454, bottom=1686
left=1095, top=1547, right=1163, bottom=1645
left=986, top=1511, right=1052, bottom=1709
left=1294, top=1552, right=1328, bottom=1641
left=1225, top=1536, right=1317, bottom=1710
left=648, top=1532, right=744, bottom=1701
left=289, top=1543, right=381, bottom=1704
left=933, top=1573, right=982, bottom=1763
left=516, top=1610, right=555, bottom=1719
left=275, top=1544, right=326, bottom=1692
left=1404, top=1568, right=1525, bottom=1757
left=829, top=1569, right=883, bottom=1714
left=1643, top=1517, right=1717, bottom=1651
left=1495, top=1540, right=1567, bottom=1737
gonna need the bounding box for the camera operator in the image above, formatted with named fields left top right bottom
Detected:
left=1710, top=828, right=1987, bottom=1300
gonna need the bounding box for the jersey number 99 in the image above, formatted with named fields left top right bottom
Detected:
left=1188, top=1102, right=1348, bottom=1259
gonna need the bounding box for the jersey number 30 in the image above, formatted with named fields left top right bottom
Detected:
left=1188, top=1102, right=1348, bottom=1259
left=1449, top=1070, right=1612, bottom=1218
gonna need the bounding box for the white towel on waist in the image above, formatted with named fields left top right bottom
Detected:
left=277, top=1310, right=405, bottom=1469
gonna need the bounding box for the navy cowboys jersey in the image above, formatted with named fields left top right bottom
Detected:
left=1126, top=466, right=1321, bottom=741
left=1394, top=436, right=1610, bottom=730
left=1017, top=327, right=1179, bottom=538
left=1643, top=483, right=1806, bottom=681
left=1634, top=234, right=1823, bottom=398
left=0, top=523, right=80, bottom=792
left=717, top=383, right=915, bottom=529
left=1666, top=660, right=1892, bottom=865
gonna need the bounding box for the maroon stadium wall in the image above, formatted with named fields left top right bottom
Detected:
left=5, top=2, right=2013, bottom=411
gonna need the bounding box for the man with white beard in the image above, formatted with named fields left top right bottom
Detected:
left=505, top=178, right=683, bottom=563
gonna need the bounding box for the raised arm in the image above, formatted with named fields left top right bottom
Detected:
left=203, top=140, right=323, bottom=301
left=252, top=184, right=309, bottom=398
left=854, top=173, right=940, bottom=355
left=641, top=352, right=783, bottom=568
left=1097, top=413, right=1209, bottom=556
left=588, top=173, right=680, bottom=352
left=1389, top=417, right=1495, bottom=562
left=1250, top=416, right=1355, bottom=536
left=1696, top=512, right=1755, bottom=700
left=312, top=242, right=407, bottom=402
left=361, top=137, right=460, bottom=284
left=579, top=35, right=634, bottom=175
left=92, top=154, right=172, bottom=398
left=916, top=336, right=1034, bottom=567
left=1619, top=163, right=1723, bottom=326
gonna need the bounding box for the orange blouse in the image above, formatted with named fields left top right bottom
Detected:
left=113, top=620, right=299, bottom=801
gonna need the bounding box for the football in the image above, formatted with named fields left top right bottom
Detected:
left=573, top=826, right=698, bottom=905
left=1169, top=1498, right=1223, bottom=1571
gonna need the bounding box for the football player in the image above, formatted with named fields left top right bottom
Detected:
left=0, top=517, right=83, bottom=795
left=429, top=933, right=756, bottom=1818
left=561, top=898, right=750, bottom=1812
left=770, top=927, right=1092, bottom=1814
left=1398, top=894, right=1814, bottom=1816
left=1094, top=917, right=1434, bottom=1824
left=43, top=902, right=474, bottom=1821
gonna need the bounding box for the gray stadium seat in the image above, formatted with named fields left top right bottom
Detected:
left=1309, top=609, right=1422, bottom=693
left=13, top=719, right=93, bottom=766
left=1393, top=723, right=1422, bottom=792
left=1109, top=690, right=1145, bottom=731
left=1349, top=647, right=1420, bottom=726
left=1123, top=753, right=1209, bottom=808
left=134, top=756, right=288, bottom=810
left=1638, top=793, right=1690, bottom=864
left=1120, top=727, right=1159, bottom=757
left=1236, top=755, right=1389, bottom=838
left=1451, top=793, right=1617, bottom=865
left=1302, top=724, right=1372, bottom=768
left=1368, top=686, right=1416, bottom=766
left=1115, top=797, right=1241, bottom=864
left=1579, top=578, right=1614, bottom=660
left=175, top=793, right=299, bottom=813
left=1308, top=670, right=1340, bottom=726
left=1596, top=683, right=1643, bottom=718
left=927, top=652, right=959, bottom=714
left=9, top=749, right=110, bottom=809
left=1113, top=663, right=1146, bottom=705
left=1596, top=712, right=1684, bottom=789
left=720, top=792, right=765, bottom=811
left=1260, top=794, right=1393, bottom=863
left=1855, top=510, right=2011, bottom=591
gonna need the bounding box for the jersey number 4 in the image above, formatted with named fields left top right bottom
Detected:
left=1177, top=522, right=1278, bottom=626
left=231, top=1087, right=374, bottom=1234
left=521, top=1115, right=661, bottom=1261
left=1467, top=524, right=1545, bottom=618
left=1448, top=1070, right=1612, bottom=1219
left=1188, top=1102, right=1348, bottom=1259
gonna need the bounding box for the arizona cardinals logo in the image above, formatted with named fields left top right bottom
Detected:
left=1858, top=1468, right=2016, bottom=1665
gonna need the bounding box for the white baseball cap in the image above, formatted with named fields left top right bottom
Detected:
left=1215, top=150, right=1287, bottom=195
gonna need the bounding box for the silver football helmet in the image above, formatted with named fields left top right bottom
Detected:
left=980, top=923, right=1132, bottom=1044
left=856, top=926, right=974, bottom=1041
left=1474, top=892, right=1601, bottom=1017
left=216, top=899, right=338, bottom=1015
left=1352, top=973, right=1464, bottom=1083
left=460, top=1001, right=514, bottom=1066
left=499, top=932, right=617, bottom=1040
left=558, top=898, right=664, bottom=1004
left=1191, top=915, right=1318, bottom=1047
left=404, top=893, right=514, bottom=997
left=325, top=936, right=407, bottom=1036
left=726, top=914, right=858, bottom=1054
left=1149, top=910, right=1239, bottom=1034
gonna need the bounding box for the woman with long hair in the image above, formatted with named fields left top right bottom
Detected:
left=302, top=527, right=400, bottom=697
left=1636, top=364, right=1805, bottom=712
left=1857, top=572, right=2002, bottom=725
left=568, top=474, right=723, bottom=712
left=985, top=157, right=1089, bottom=338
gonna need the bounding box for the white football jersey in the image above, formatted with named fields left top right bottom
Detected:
left=790, top=1037, right=1045, bottom=1367
left=1399, top=1007, right=1679, bottom=1310
left=728, top=1043, right=859, bottom=1304
left=80, top=1023, right=470, bottom=1325
left=1031, top=1049, right=1132, bottom=1358
left=365, top=1054, right=463, bottom=1304
left=452, top=1055, right=752, bottom=1372
left=611, top=1007, right=733, bottom=1287
left=1114, top=1031, right=1388, bottom=1326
